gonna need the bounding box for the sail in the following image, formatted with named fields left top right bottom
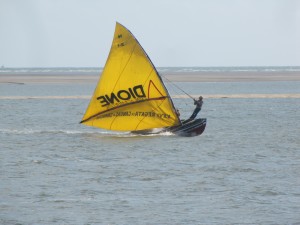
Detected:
left=81, top=22, right=180, bottom=131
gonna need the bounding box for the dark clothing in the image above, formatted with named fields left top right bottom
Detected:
left=194, top=99, right=203, bottom=109
left=189, top=99, right=203, bottom=119
left=190, top=107, right=201, bottom=119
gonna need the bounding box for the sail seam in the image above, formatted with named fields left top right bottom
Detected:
left=134, top=80, right=167, bottom=130
left=112, top=43, right=137, bottom=92
left=131, top=34, right=181, bottom=125
left=109, top=42, right=136, bottom=130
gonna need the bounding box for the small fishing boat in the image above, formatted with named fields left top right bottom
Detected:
left=80, top=22, right=206, bottom=137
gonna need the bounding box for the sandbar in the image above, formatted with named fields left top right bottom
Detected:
left=1, top=94, right=300, bottom=100
left=0, top=71, right=299, bottom=84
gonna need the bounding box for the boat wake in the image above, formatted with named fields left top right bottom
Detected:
left=0, top=128, right=174, bottom=137
left=0, top=128, right=105, bottom=135
left=129, top=131, right=174, bottom=137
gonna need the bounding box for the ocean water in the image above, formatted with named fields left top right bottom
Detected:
left=1, top=70, right=300, bottom=224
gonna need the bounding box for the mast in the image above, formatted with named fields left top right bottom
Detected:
left=124, top=24, right=182, bottom=125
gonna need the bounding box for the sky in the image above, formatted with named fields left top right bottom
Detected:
left=1, top=0, right=300, bottom=67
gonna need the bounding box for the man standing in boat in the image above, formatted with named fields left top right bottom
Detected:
left=189, top=96, right=203, bottom=120
left=176, top=108, right=180, bottom=117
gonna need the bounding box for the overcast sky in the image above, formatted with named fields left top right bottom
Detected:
left=1, top=0, right=300, bottom=67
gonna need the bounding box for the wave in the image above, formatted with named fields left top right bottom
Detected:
left=0, top=128, right=118, bottom=135
left=159, top=66, right=300, bottom=73
left=1, top=66, right=300, bottom=74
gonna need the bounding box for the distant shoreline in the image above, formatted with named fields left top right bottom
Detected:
left=1, top=94, right=300, bottom=100
left=0, top=71, right=299, bottom=83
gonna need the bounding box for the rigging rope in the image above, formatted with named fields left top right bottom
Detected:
left=160, top=73, right=195, bottom=100
left=165, top=81, right=189, bottom=107
left=160, top=73, right=197, bottom=118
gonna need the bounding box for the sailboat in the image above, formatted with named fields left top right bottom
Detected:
left=80, top=22, right=206, bottom=137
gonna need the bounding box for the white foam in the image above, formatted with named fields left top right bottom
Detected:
left=0, top=129, right=100, bottom=135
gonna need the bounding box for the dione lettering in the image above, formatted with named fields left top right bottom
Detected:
left=97, top=85, right=146, bottom=107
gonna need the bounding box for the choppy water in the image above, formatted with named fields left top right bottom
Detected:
left=1, top=75, right=300, bottom=224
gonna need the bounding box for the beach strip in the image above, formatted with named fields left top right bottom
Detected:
left=1, top=94, right=300, bottom=100
left=0, top=71, right=300, bottom=83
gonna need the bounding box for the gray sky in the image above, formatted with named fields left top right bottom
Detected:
left=1, top=0, right=300, bottom=67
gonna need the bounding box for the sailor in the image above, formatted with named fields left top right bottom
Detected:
left=176, top=108, right=180, bottom=117
left=189, top=96, right=203, bottom=120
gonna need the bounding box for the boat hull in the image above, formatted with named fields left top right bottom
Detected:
left=131, top=118, right=206, bottom=137
left=167, top=118, right=207, bottom=137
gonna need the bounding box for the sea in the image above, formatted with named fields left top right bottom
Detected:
left=1, top=67, right=300, bottom=225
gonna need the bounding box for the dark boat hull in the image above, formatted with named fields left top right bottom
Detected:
left=167, top=118, right=206, bottom=137
left=131, top=118, right=206, bottom=137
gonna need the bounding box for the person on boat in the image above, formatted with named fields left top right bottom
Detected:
left=189, top=96, right=203, bottom=120
left=176, top=108, right=180, bottom=117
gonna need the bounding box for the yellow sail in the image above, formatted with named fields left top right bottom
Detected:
left=81, top=22, right=180, bottom=131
